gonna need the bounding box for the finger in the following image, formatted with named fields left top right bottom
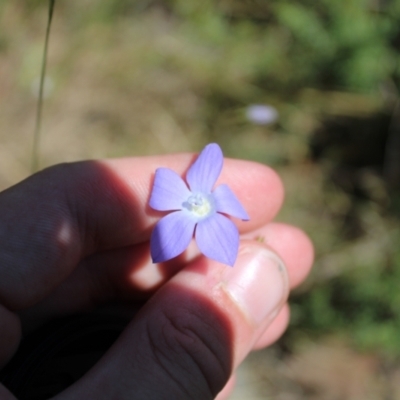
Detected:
left=19, top=243, right=153, bottom=332
left=244, top=222, right=314, bottom=288
left=51, top=241, right=289, bottom=400
left=104, top=156, right=284, bottom=236
left=214, top=306, right=290, bottom=400
left=0, top=156, right=283, bottom=311
left=20, top=221, right=312, bottom=330
left=253, top=303, right=290, bottom=350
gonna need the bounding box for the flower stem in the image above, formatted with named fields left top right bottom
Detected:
left=31, top=0, right=56, bottom=173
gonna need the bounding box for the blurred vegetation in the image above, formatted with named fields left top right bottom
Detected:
left=3, top=0, right=400, bottom=365
left=289, top=230, right=400, bottom=359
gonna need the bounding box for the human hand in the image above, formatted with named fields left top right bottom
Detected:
left=0, top=153, right=313, bottom=399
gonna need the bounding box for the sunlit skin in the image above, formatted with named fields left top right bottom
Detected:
left=0, top=153, right=313, bottom=400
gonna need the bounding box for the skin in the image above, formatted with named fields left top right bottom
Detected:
left=0, top=154, right=313, bottom=400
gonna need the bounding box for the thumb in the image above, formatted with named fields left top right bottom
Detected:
left=53, top=241, right=289, bottom=400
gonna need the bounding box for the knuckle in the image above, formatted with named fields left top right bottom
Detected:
left=145, top=302, right=231, bottom=399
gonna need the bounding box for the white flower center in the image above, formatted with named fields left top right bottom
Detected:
left=184, top=193, right=214, bottom=219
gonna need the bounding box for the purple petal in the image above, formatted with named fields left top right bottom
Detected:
left=149, top=168, right=191, bottom=211
left=151, top=211, right=196, bottom=263
left=213, top=184, right=250, bottom=220
left=186, top=143, right=223, bottom=193
left=195, top=213, right=239, bottom=266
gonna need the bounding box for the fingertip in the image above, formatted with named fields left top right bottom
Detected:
left=246, top=223, right=314, bottom=288
left=267, top=223, right=314, bottom=288
left=253, top=303, right=290, bottom=350
left=221, top=160, right=285, bottom=230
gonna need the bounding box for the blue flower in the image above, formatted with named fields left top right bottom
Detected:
left=149, top=143, right=250, bottom=266
left=246, top=104, right=278, bottom=125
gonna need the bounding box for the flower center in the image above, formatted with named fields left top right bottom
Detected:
left=183, top=193, right=214, bottom=219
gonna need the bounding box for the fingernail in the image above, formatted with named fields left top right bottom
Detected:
left=223, top=244, right=289, bottom=326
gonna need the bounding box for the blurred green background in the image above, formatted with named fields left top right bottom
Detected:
left=1, top=0, right=400, bottom=398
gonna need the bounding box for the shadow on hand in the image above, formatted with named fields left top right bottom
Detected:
left=1, top=285, right=234, bottom=400
left=0, top=159, right=234, bottom=399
